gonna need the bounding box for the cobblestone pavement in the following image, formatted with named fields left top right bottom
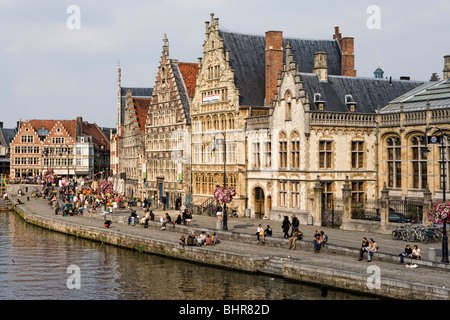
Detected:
left=10, top=196, right=450, bottom=291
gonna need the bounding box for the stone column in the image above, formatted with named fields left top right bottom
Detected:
left=423, top=185, right=432, bottom=226
left=313, top=176, right=322, bottom=226
left=380, top=183, right=389, bottom=225
left=341, top=176, right=352, bottom=221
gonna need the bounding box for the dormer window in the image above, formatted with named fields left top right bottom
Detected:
left=345, top=94, right=357, bottom=112
left=314, top=93, right=325, bottom=111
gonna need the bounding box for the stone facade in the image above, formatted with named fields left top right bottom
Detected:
left=190, top=14, right=249, bottom=215
left=118, top=90, right=150, bottom=198
left=144, top=35, right=197, bottom=209
left=112, top=13, right=448, bottom=230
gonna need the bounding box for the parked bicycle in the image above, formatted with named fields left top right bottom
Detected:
left=392, top=225, right=443, bottom=243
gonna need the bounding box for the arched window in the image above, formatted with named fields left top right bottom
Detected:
left=290, top=131, right=300, bottom=169
left=411, top=135, right=427, bottom=189
left=279, top=132, right=288, bottom=168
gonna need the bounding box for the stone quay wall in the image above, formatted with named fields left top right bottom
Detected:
left=11, top=201, right=450, bottom=300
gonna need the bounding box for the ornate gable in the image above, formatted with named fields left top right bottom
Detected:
left=191, top=13, right=240, bottom=115
left=43, top=121, right=75, bottom=145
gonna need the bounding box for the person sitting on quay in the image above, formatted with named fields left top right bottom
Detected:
left=175, top=214, right=182, bottom=225
left=288, top=228, right=303, bottom=250
left=365, top=238, right=377, bottom=262
left=313, top=230, right=322, bottom=253
left=187, top=233, right=197, bottom=246
left=358, top=237, right=369, bottom=261
left=412, top=245, right=421, bottom=260
left=205, top=234, right=213, bottom=245
left=143, top=210, right=153, bottom=228
left=256, top=224, right=265, bottom=244
left=199, top=231, right=207, bottom=245
left=179, top=235, right=186, bottom=247
left=128, top=209, right=137, bottom=225
left=264, top=225, right=273, bottom=237
left=399, top=244, right=413, bottom=263
left=212, top=233, right=220, bottom=244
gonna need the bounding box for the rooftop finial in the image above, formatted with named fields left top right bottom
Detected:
left=210, top=13, right=215, bottom=24
left=163, top=34, right=169, bottom=55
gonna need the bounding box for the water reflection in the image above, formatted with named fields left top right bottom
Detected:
left=0, top=212, right=374, bottom=300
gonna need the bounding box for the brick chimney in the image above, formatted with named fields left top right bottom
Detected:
left=444, top=55, right=450, bottom=80
left=334, top=26, right=356, bottom=77
left=76, top=116, right=83, bottom=137
left=265, top=31, right=283, bottom=106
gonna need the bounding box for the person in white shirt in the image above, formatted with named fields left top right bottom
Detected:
left=256, top=224, right=265, bottom=244
left=412, top=245, right=421, bottom=259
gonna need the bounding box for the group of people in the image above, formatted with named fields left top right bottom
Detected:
left=399, top=244, right=421, bottom=263
left=179, top=232, right=220, bottom=246
left=256, top=224, right=272, bottom=244
left=358, top=237, right=378, bottom=262
left=281, top=215, right=327, bottom=252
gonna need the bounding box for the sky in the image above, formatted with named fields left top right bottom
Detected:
left=1, top=0, right=449, bottom=129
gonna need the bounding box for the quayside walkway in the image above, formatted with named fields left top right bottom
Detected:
left=6, top=195, right=450, bottom=299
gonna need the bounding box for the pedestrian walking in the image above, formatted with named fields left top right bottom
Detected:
left=290, top=214, right=299, bottom=237
left=282, top=216, right=291, bottom=238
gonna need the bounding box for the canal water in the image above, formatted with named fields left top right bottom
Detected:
left=0, top=212, right=374, bottom=300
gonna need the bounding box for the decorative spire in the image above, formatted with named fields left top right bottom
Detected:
left=163, top=34, right=169, bottom=56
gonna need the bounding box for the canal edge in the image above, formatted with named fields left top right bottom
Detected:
left=10, top=202, right=450, bottom=300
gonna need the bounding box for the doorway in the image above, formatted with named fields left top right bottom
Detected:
left=254, top=187, right=265, bottom=218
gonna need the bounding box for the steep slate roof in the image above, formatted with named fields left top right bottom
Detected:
left=300, top=73, right=427, bottom=113
left=171, top=62, right=195, bottom=124
left=380, top=78, right=450, bottom=113
left=120, top=87, right=153, bottom=126
left=285, top=38, right=341, bottom=75
left=0, top=128, right=17, bottom=147
left=132, top=97, right=152, bottom=134
left=218, top=29, right=343, bottom=107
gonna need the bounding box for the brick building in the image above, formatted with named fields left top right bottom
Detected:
left=10, top=117, right=109, bottom=180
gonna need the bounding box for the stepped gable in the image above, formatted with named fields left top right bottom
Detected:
left=119, top=87, right=153, bottom=126
left=299, top=73, right=427, bottom=113
left=29, top=120, right=77, bottom=138
left=218, top=29, right=343, bottom=107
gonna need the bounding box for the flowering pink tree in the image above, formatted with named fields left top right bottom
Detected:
left=43, top=168, right=56, bottom=184
left=99, top=180, right=114, bottom=195
left=427, top=201, right=450, bottom=225
left=213, top=186, right=236, bottom=205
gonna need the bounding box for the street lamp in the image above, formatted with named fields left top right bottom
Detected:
left=423, top=126, right=448, bottom=263
left=212, top=132, right=228, bottom=230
